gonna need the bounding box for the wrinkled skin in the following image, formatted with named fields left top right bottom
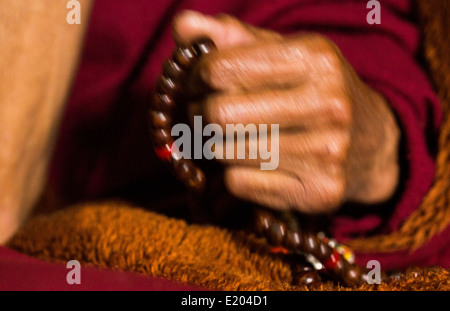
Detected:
left=173, top=11, right=400, bottom=214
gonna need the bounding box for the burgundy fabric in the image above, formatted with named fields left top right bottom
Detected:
left=48, top=0, right=448, bottom=270
left=0, top=246, right=205, bottom=290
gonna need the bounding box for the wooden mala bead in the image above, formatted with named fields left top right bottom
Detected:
left=149, top=37, right=380, bottom=287
left=149, top=38, right=215, bottom=192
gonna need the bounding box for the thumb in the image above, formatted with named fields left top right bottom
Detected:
left=172, top=11, right=277, bottom=50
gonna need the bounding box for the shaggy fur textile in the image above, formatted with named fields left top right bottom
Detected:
left=8, top=202, right=450, bottom=290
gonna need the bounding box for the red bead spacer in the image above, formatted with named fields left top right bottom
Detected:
left=154, top=143, right=173, bottom=161
left=269, top=246, right=289, bottom=255
left=324, top=249, right=341, bottom=270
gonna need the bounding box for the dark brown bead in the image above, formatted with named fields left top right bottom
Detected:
left=162, top=59, right=185, bottom=80
left=316, top=243, right=334, bottom=261
left=342, top=264, right=362, bottom=287
left=331, top=257, right=345, bottom=274
left=151, top=128, right=172, bottom=146
left=172, top=158, right=206, bottom=191
left=153, top=92, right=175, bottom=110
left=149, top=110, right=171, bottom=128
left=281, top=212, right=301, bottom=231
left=267, top=221, right=287, bottom=246
left=303, top=234, right=319, bottom=254
left=157, top=75, right=181, bottom=95
left=193, top=38, right=216, bottom=56
left=293, top=271, right=321, bottom=286
left=187, top=166, right=206, bottom=192
left=298, top=265, right=313, bottom=272
left=254, top=211, right=272, bottom=235
left=285, top=230, right=303, bottom=250
left=173, top=158, right=194, bottom=180
left=173, top=45, right=197, bottom=68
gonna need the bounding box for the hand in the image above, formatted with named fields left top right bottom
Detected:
left=173, top=11, right=400, bottom=214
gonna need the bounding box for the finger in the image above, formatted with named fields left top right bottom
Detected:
left=211, top=130, right=349, bottom=167
left=172, top=10, right=279, bottom=50
left=195, top=34, right=340, bottom=91
left=190, top=85, right=351, bottom=130
left=217, top=152, right=343, bottom=179
left=224, top=166, right=345, bottom=214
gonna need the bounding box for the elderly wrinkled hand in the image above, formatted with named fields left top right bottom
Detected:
left=173, top=11, right=400, bottom=214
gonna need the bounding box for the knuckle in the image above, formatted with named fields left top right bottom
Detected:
left=323, top=136, right=349, bottom=163
left=290, top=174, right=346, bottom=214
left=311, top=35, right=345, bottom=76
left=324, top=50, right=344, bottom=76
left=315, top=176, right=346, bottom=213
left=330, top=95, right=353, bottom=125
